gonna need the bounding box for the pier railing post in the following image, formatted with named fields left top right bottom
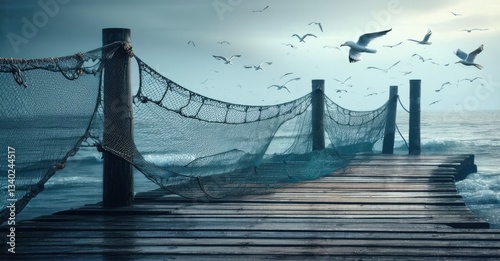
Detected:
left=102, top=28, right=134, bottom=207
left=382, top=85, right=398, bottom=154
left=311, top=79, right=325, bottom=151
left=409, top=79, right=421, bottom=155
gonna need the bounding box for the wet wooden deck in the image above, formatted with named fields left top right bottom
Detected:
left=2, top=154, right=500, bottom=260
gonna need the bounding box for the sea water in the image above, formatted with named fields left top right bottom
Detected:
left=10, top=111, right=500, bottom=228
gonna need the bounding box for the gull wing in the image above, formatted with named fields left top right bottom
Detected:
left=243, top=65, right=254, bottom=69
left=422, top=30, right=432, bottom=42
left=466, top=44, right=483, bottom=62
left=304, top=33, right=317, bottom=39
left=213, top=55, right=227, bottom=62
left=348, top=49, right=361, bottom=63
left=357, top=28, right=392, bottom=47
left=228, top=54, right=241, bottom=60
left=454, top=49, right=468, bottom=60
left=388, top=60, right=401, bottom=70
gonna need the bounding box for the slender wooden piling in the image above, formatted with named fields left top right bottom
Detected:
left=102, top=28, right=134, bottom=207
left=311, top=79, right=325, bottom=151
left=382, top=86, right=398, bottom=154
left=409, top=79, right=421, bottom=155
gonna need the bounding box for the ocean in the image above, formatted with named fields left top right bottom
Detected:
left=11, top=110, right=500, bottom=228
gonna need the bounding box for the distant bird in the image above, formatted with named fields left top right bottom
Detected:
left=408, top=29, right=432, bottom=45
left=187, top=41, right=195, bottom=47
left=443, top=63, right=450, bottom=66
left=429, top=99, right=441, bottom=106
left=332, top=76, right=351, bottom=84
left=292, top=33, right=317, bottom=43
left=212, top=54, right=241, bottom=64
left=308, top=22, right=323, bottom=32
left=463, top=28, right=488, bottom=33
left=252, top=5, right=269, bottom=13
left=333, top=89, right=347, bottom=93
left=243, top=61, right=272, bottom=71
left=401, top=71, right=412, bottom=75
left=340, top=28, right=392, bottom=63
left=455, top=44, right=484, bottom=69
left=323, top=45, right=341, bottom=50
left=411, top=53, right=432, bottom=62
left=201, top=78, right=212, bottom=84
left=268, top=77, right=301, bottom=93
left=459, top=77, right=483, bottom=82
left=282, top=43, right=297, bottom=49
left=435, top=82, right=451, bottom=92
left=383, top=42, right=402, bottom=48
left=364, top=92, right=380, bottom=97
left=217, top=41, right=231, bottom=45
left=367, top=60, right=401, bottom=73
left=280, top=72, right=293, bottom=79
left=451, top=12, right=462, bottom=16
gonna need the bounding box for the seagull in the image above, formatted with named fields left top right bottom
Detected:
left=332, top=76, right=352, bottom=84
left=411, top=53, right=432, bottom=62
left=463, top=28, right=488, bottom=33
left=323, top=45, right=341, bottom=50
left=244, top=61, right=272, bottom=71
left=268, top=77, right=301, bottom=93
left=459, top=77, right=483, bottom=82
left=435, top=82, right=451, bottom=92
left=292, top=33, right=317, bottom=43
left=367, top=60, right=401, bottom=73
left=217, top=41, right=231, bottom=45
left=383, top=42, right=402, bottom=48
left=282, top=43, right=297, bottom=49
left=280, top=72, right=293, bottom=79
left=187, top=41, right=195, bottom=47
left=252, top=5, right=269, bottom=13
left=308, top=22, right=323, bottom=32
left=429, top=100, right=441, bottom=106
left=333, top=89, right=347, bottom=93
left=212, top=54, right=241, bottom=64
left=455, top=44, right=484, bottom=69
left=408, top=29, right=432, bottom=45
left=340, top=28, right=392, bottom=63
left=451, top=12, right=462, bottom=16
left=401, top=71, right=412, bottom=75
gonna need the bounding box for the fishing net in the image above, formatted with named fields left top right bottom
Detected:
left=0, top=42, right=389, bottom=223
left=0, top=42, right=123, bottom=223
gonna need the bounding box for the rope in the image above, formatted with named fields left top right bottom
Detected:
left=397, top=96, right=410, bottom=113
left=395, top=123, right=409, bottom=150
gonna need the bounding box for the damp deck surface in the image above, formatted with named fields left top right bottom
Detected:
left=3, top=154, right=500, bottom=260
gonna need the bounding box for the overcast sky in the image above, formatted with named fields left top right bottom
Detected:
left=1, top=0, right=499, bottom=110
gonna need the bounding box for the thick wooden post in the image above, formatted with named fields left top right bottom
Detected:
left=409, top=79, right=421, bottom=155
left=102, top=28, right=134, bottom=207
left=382, top=85, right=398, bottom=154
left=311, top=79, right=325, bottom=151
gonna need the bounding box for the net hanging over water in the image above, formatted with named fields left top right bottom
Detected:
left=1, top=42, right=389, bottom=223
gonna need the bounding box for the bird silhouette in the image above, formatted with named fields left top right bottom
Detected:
left=308, top=22, right=323, bottom=32
left=435, top=82, right=451, bottom=92
left=383, top=42, right=402, bottom=48
left=463, top=28, right=488, bottom=33
left=252, top=5, right=269, bottom=12
left=212, top=54, right=241, bottom=64
left=187, top=41, right=195, bottom=47
left=268, top=77, right=301, bottom=93
left=455, top=44, right=484, bottom=69
left=243, top=61, right=272, bottom=71
left=332, top=76, right=352, bottom=84
left=292, top=33, right=317, bottom=43
left=366, top=61, right=401, bottom=73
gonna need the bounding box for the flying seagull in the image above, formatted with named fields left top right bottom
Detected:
left=383, top=42, right=402, bottom=48
left=332, top=76, right=352, bottom=84
left=459, top=77, right=483, bottom=82
left=429, top=99, right=441, bottom=106
left=244, top=61, right=272, bottom=71
left=282, top=43, right=297, bottom=49
left=252, top=5, right=269, bottom=13
left=217, top=41, right=231, bottom=45
left=455, top=44, right=484, bottom=69
left=463, top=28, right=488, bottom=33
left=292, top=33, right=317, bottom=43
left=268, top=77, right=301, bottom=93
left=333, top=89, right=347, bottom=93
left=411, top=53, right=432, bottom=62
left=212, top=54, right=241, bottom=64
left=367, top=60, right=401, bottom=73
left=401, top=71, right=412, bottom=75
left=408, top=29, right=432, bottom=45
left=308, top=22, right=323, bottom=32
left=340, top=28, right=392, bottom=63
left=323, top=45, right=341, bottom=50
left=187, top=41, right=195, bottom=47
left=451, top=12, right=462, bottom=16
left=435, top=81, right=451, bottom=92
left=280, top=72, right=294, bottom=79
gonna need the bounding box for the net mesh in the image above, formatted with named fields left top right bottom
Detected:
left=0, top=44, right=389, bottom=223
left=0, top=42, right=123, bottom=223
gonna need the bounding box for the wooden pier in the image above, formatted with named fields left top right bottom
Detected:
left=3, top=154, right=500, bottom=260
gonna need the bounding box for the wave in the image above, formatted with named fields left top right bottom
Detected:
left=393, top=139, right=499, bottom=154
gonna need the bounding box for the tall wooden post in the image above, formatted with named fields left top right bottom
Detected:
left=311, top=79, right=325, bottom=151
left=382, top=85, right=398, bottom=154
left=409, top=79, right=421, bottom=155
left=102, top=28, right=134, bottom=207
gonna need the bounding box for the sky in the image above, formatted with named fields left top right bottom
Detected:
left=1, top=0, right=499, bottom=111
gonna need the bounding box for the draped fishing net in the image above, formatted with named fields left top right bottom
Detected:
left=0, top=42, right=389, bottom=223
left=0, top=42, right=123, bottom=223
